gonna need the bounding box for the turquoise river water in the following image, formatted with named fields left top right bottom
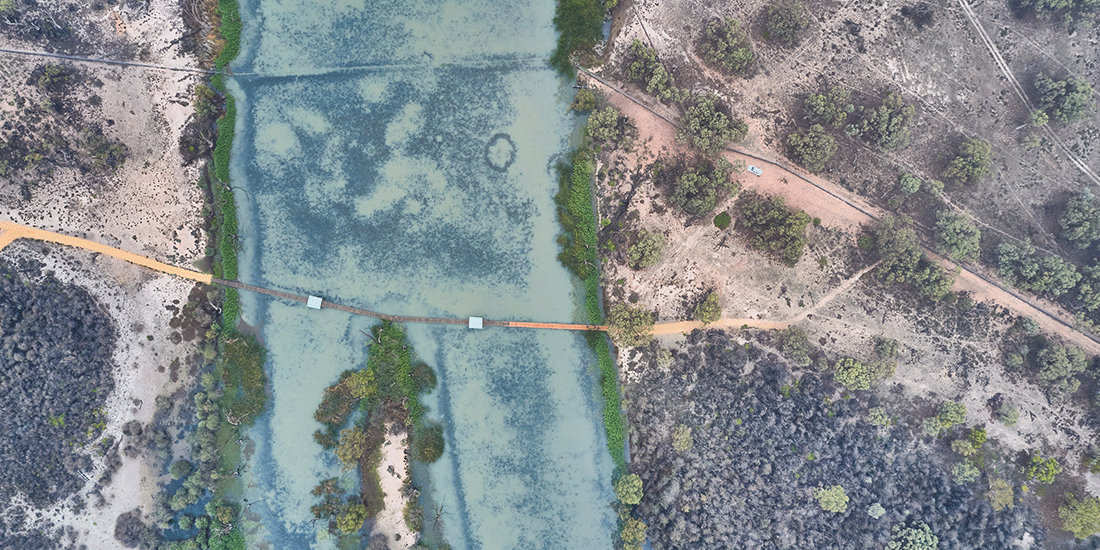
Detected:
left=227, top=0, right=616, bottom=548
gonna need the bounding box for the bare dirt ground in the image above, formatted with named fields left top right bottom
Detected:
left=589, top=0, right=1100, bottom=539
left=0, top=1, right=209, bottom=546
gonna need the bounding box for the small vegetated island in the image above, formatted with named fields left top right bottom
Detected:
left=553, top=0, right=1100, bottom=547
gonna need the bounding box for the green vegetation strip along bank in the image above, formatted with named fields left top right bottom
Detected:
left=556, top=146, right=627, bottom=472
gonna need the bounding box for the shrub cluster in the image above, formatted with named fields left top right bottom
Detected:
left=735, top=191, right=813, bottom=266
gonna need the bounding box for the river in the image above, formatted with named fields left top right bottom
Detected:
left=227, top=0, right=616, bottom=548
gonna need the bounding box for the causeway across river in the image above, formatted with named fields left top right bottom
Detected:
left=0, top=220, right=605, bottom=332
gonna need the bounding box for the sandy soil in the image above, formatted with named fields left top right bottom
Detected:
left=372, top=424, right=416, bottom=550
left=0, top=0, right=209, bottom=546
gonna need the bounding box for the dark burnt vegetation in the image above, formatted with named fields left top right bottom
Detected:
left=0, top=62, right=127, bottom=194
left=0, top=259, right=116, bottom=513
left=627, top=330, right=1046, bottom=550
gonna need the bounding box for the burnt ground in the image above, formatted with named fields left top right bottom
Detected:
left=0, top=257, right=117, bottom=548
left=625, top=329, right=1055, bottom=549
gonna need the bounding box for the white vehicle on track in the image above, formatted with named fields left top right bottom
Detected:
left=747, top=164, right=763, bottom=176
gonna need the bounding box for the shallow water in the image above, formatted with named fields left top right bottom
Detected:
left=229, top=0, right=616, bottom=548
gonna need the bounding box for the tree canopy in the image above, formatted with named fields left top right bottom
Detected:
left=859, top=93, right=916, bottom=150
left=549, top=0, right=605, bottom=77
left=874, top=216, right=958, bottom=299
left=670, top=157, right=737, bottom=216
left=1035, top=74, right=1095, bottom=123
left=1036, top=343, right=1088, bottom=394
left=942, top=138, right=992, bottom=185
left=887, top=521, right=939, bottom=550
left=628, top=228, right=666, bottom=270
left=694, top=291, right=721, bottom=324
left=1058, top=190, right=1100, bottom=248
left=677, top=94, right=747, bottom=155
left=764, top=0, right=808, bottom=46
left=615, top=474, right=644, bottom=505
left=700, top=18, right=754, bottom=76
left=934, top=210, right=981, bottom=263
left=608, top=303, right=655, bottom=347
left=804, top=87, right=852, bottom=129
left=1061, top=493, right=1100, bottom=539
left=814, top=485, right=849, bottom=513
left=787, top=124, right=837, bottom=173
left=736, top=191, right=813, bottom=266
left=996, top=240, right=1081, bottom=296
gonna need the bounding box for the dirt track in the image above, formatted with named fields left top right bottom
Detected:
left=583, top=73, right=1100, bottom=356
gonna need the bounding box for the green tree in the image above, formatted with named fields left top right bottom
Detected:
left=670, top=158, right=737, bottom=215
left=987, top=478, right=1014, bottom=512
left=615, top=474, right=644, bottom=505
left=942, top=138, right=992, bottom=185
left=934, top=210, right=981, bottom=263
left=1058, top=190, right=1100, bottom=249
left=736, top=191, right=813, bottom=266
left=700, top=18, right=754, bottom=76
left=335, top=426, right=366, bottom=471
left=586, top=107, right=635, bottom=148
left=671, top=424, right=692, bottom=452
left=787, top=124, right=837, bottom=173
left=779, top=326, right=812, bottom=367
left=336, top=503, right=369, bottom=534
left=677, top=94, right=747, bottom=155
left=937, top=401, right=966, bottom=429
left=625, top=40, right=683, bottom=103
left=628, top=229, right=666, bottom=269
left=549, top=0, right=605, bottom=77
left=608, top=303, right=655, bottom=347
left=1037, top=343, right=1088, bottom=393
left=1035, top=74, right=1095, bottom=123
left=996, top=240, right=1081, bottom=297
left=1024, top=451, right=1062, bottom=485
left=875, top=216, right=922, bottom=284
left=764, top=0, right=808, bottom=46
left=814, top=485, right=849, bottom=513
left=170, top=460, right=194, bottom=479
left=859, top=93, right=916, bottom=150
left=620, top=517, right=647, bottom=550
left=804, top=88, right=851, bottom=129
left=869, top=407, right=891, bottom=426
left=952, top=461, right=980, bottom=484
left=834, top=357, right=893, bottom=390
left=899, top=172, right=921, bottom=194
left=570, top=88, right=598, bottom=112
left=1060, top=493, right=1100, bottom=539
left=887, top=521, right=939, bottom=550
left=868, top=503, right=887, bottom=519
left=694, top=291, right=721, bottom=324
left=951, top=439, right=977, bottom=456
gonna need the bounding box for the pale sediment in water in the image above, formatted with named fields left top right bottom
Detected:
left=229, top=0, right=616, bottom=548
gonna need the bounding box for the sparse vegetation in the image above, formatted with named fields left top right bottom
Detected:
left=550, top=0, right=606, bottom=77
